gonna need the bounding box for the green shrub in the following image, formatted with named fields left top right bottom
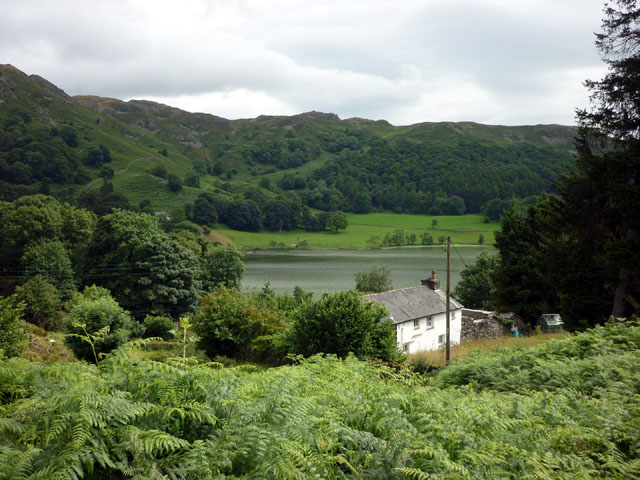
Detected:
left=408, top=355, right=434, bottom=374
left=142, top=315, right=175, bottom=340
left=288, top=290, right=400, bottom=361
left=64, top=294, right=134, bottom=362
left=0, top=295, right=27, bottom=358
left=193, top=287, right=285, bottom=358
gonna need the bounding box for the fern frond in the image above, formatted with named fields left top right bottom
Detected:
left=123, top=427, right=190, bottom=456
left=70, top=421, right=91, bottom=449
left=0, top=417, right=24, bottom=436
left=394, top=466, right=430, bottom=479
left=0, top=447, right=41, bottom=480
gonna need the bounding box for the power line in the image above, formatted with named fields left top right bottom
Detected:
left=451, top=242, right=485, bottom=293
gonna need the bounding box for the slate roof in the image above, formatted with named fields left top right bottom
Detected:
left=364, top=286, right=463, bottom=325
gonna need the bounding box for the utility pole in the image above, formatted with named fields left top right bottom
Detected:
left=446, top=236, right=451, bottom=364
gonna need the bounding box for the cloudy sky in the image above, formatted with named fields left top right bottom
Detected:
left=1, top=0, right=608, bottom=125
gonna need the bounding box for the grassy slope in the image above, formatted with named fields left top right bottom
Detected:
left=0, top=66, right=200, bottom=209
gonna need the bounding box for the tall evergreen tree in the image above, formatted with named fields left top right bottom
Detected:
left=493, top=199, right=558, bottom=321
left=493, top=2, right=640, bottom=327
left=571, top=0, right=640, bottom=319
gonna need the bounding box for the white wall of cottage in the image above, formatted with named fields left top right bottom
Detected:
left=396, top=309, right=462, bottom=354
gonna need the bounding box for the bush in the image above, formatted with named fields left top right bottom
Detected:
left=65, top=285, right=112, bottom=310
left=143, top=315, right=175, bottom=340
left=408, top=355, right=435, bottom=375
left=167, top=174, right=182, bottom=192
left=0, top=295, right=27, bottom=358
left=150, top=165, right=167, bottom=178
left=64, top=294, right=134, bottom=362
left=288, top=290, right=400, bottom=361
left=193, top=287, right=284, bottom=358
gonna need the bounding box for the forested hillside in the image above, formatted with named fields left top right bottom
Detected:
left=0, top=64, right=575, bottom=228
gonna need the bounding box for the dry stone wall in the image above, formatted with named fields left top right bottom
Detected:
left=460, top=309, right=512, bottom=342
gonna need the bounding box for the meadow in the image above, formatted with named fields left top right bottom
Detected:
left=220, top=213, right=498, bottom=249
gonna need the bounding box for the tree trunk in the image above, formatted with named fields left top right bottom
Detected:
left=612, top=228, right=640, bottom=318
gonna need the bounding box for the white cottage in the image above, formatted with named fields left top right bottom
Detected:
left=365, top=271, right=463, bottom=354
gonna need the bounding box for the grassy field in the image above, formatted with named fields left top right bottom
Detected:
left=407, top=331, right=569, bottom=369
left=219, top=213, right=498, bottom=249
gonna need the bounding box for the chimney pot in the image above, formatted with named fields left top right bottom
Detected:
left=421, top=270, right=440, bottom=290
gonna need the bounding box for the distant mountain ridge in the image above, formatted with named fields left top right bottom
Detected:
left=0, top=64, right=577, bottom=218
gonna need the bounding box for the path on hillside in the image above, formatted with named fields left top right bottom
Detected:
left=83, top=158, right=149, bottom=191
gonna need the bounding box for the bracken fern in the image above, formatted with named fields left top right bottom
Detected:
left=1, top=321, right=639, bottom=478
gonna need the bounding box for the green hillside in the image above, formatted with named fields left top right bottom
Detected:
left=0, top=64, right=577, bottom=224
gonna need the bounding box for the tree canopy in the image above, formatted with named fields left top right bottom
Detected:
left=354, top=265, right=393, bottom=293
left=572, top=0, right=640, bottom=319
left=453, top=251, right=499, bottom=310
left=201, top=244, right=245, bottom=292
left=493, top=1, right=640, bottom=326
left=84, top=210, right=203, bottom=318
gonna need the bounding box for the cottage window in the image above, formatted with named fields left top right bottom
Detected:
left=403, top=343, right=411, bottom=352
left=413, top=319, right=420, bottom=329
left=438, top=334, right=445, bottom=345
left=425, top=316, right=434, bottom=329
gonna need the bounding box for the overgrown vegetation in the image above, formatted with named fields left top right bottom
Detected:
left=0, top=296, right=26, bottom=358
left=1, top=320, right=639, bottom=478
left=1, top=2, right=639, bottom=476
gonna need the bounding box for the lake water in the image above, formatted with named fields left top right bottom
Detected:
left=242, top=246, right=491, bottom=296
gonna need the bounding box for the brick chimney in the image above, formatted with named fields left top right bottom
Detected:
left=421, top=270, right=440, bottom=290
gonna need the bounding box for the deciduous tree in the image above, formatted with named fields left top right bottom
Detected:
left=354, top=265, right=393, bottom=293
left=326, top=211, right=347, bottom=233
left=201, top=244, right=245, bottom=291
left=85, top=210, right=203, bottom=318
left=20, top=239, right=75, bottom=298
left=15, top=275, right=62, bottom=330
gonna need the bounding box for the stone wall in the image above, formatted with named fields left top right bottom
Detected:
left=460, top=309, right=512, bottom=342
